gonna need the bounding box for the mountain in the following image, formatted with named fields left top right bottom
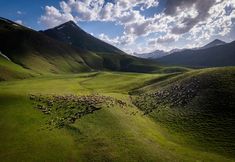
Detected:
left=0, top=17, right=92, bottom=74
left=133, top=50, right=167, bottom=59
left=42, top=21, right=160, bottom=72
left=135, top=39, right=226, bottom=60
left=156, top=40, right=235, bottom=67
left=0, top=17, right=160, bottom=75
left=134, top=48, right=187, bottom=59
left=42, top=21, right=125, bottom=55
left=201, top=39, right=226, bottom=49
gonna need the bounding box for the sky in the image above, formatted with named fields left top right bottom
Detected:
left=0, top=0, right=235, bottom=54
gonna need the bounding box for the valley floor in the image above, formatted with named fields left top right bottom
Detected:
left=0, top=71, right=234, bottom=162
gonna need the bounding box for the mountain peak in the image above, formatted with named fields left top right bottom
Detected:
left=65, top=20, right=77, bottom=26
left=201, top=39, right=226, bottom=49
left=211, top=39, right=225, bottom=44
left=54, top=20, right=79, bottom=30
left=43, top=20, right=126, bottom=55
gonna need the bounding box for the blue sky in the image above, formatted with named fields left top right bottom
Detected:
left=0, top=0, right=235, bottom=54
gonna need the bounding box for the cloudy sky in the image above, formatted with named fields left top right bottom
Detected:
left=1, top=0, right=235, bottom=54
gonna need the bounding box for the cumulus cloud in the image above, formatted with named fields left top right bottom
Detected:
left=39, top=5, right=75, bottom=28
left=165, top=0, right=217, bottom=34
left=156, top=35, right=179, bottom=44
left=187, top=0, right=235, bottom=42
left=39, top=0, right=235, bottom=53
left=98, top=33, right=135, bottom=46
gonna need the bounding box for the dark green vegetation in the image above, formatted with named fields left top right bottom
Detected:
left=0, top=17, right=160, bottom=74
left=157, top=40, right=235, bottom=67
left=132, top=67, right=235, bottom=158
left=0, top=70, right=235, bottom=162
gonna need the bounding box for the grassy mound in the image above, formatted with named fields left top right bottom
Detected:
left=132, top=67, right=235, bottom=156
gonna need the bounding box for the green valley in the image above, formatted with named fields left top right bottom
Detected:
left=0, top=70, right=234, bottom=162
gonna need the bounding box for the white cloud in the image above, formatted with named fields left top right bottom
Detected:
left=149, top=34, right=179, bottom=44
left=15, top=20, right=23, bottom=25
left=98, top=33, right=135, bottom=46
left=39, top=5, right=75, bottom=28
left=186, top=0, right=235, bottom=43
left=60, top=1, right=72, bottom=13
left=39, top=0, right=235, bottom=53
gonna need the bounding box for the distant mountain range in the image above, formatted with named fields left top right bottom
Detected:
left=134, top=38, right=235, bottom=68
left=134, top=39, right=227, bottom=59
left=156, top=40, right=235, bottom=67
left=0, top=17, right=159, bottom=74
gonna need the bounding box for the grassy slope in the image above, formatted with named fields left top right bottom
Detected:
left=0, top=55, right=36, bottom=81
left=0, top=71, right=234, bottom=162
left=132, top=67, right=235, bottom=158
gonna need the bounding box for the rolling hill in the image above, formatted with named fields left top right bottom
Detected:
left=156, top=40, right=235, bottom=67
left=132, top=67, right=235, bottom=157
left=1, top=70, right=234, bottom=161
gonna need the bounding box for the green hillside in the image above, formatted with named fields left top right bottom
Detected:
left=132, top=67, right=235, bottom=157
left=0, top=53, right=36, bottom=81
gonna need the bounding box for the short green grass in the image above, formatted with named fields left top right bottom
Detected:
left=0, top=71, right=234, bottom=162
left=0, top=55, right=36, bottom=81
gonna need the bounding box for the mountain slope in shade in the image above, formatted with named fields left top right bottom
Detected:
left=0, top=17, right=91, bottom=74
left=42, top=21, right=125, bottom=55
left=0, top=17, right=160, bottom=74
left=201, top=39, right=226, bottom=49
left=42, top=21, right=160, bottom=73
left=156, top=40, right=235, bottom=67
